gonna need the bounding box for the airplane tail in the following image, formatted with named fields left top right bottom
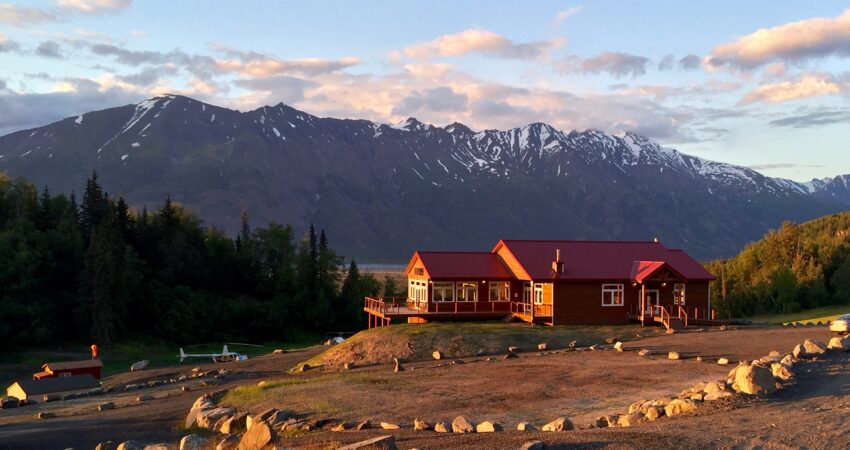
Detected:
left=222, top=344, right=229, bottom=355
left=179, top=348, right=186, bottom=362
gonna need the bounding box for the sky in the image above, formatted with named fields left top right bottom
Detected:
left=1, top=1, right=849, bottom=181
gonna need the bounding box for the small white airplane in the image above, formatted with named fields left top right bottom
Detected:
left=178, top=344, right=248, bottom=363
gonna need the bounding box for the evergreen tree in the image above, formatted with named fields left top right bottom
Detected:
left=80, top=171, right=107, bottom=242
left=382, top=274, right=398, bottom=298
left=84, top=214, right=129, bottom=345
left=36, top=186, right=52, bottom=231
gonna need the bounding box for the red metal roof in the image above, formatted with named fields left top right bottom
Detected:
left=494, top=240, right=716, bottom=282
left=407, top=251, right=513, bottom=279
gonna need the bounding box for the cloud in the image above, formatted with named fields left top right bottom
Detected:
left=402, top=29, right=563, bottom=60
left=116, top=66, right=176, bottom=86
left=391, top=86, right=468, bottom=116
left=678, top=54, right=701, bottom=70
left=708, top=8, right=850, bottom=69
left=35, top=40, right=64, bottom=59
left=748, top=163, right=824, bottom=170
left=553, top=6, right=582, bottom=27
left=768, top=108, right=850, bottom=128
left=740, top=73, right=842, bottom=104
left=0, top=4, right=55, bottom=26
left=56, top=0, right=132, bottom=14
left=0, top=33, right=20, bottom=52
left=657, top=54, right=674, bottom=71
left=561, top=52, right=650, bottom=78
left=233, top=75, right=316, bottom=104
left=214, top=54, right=360, bottom=77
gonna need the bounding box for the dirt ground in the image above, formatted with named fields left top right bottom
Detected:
left=1, top=324, right=847, bottom=449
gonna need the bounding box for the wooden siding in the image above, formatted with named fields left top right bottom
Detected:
left=552, top=281, right=711, bottom=325
left=494, top=245, right=531, bottom=280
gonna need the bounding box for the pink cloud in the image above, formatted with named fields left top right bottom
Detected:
left=739, top=73, right=842, bottom=104
left=402, top=28, right=563, bottom=60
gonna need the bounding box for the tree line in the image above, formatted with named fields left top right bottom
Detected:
left=705, top=212, right=850, bottom=317
left=0, top=171, right=385, bottom=350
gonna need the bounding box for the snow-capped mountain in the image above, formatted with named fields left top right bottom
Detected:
left=0, top=95, right=846, bottom=260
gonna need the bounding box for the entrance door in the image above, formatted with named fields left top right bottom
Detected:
left=643, top=290, right=660, bottom=316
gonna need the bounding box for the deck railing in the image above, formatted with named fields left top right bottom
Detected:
left=365, top=296, right=512, bottom=316
left=676, top=305, right=689, bottom=328
left=510, top=302, right=553, bottom=317
left=364, top=296, right=407, bottom=315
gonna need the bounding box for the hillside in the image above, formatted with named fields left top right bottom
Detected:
left=706, top=211, right=850, bottom=316
left=1, top=94, right=848, bottom=261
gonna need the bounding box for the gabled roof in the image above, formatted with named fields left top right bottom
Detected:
left=492, top=240, right=715, bottom=282
left=404, top=251, right=513, bottom=279
left=43, top=359, right=103, bottom=371
left=630, top=261, right=688, bottom=283
left=10, top=374, right=99, bottom=395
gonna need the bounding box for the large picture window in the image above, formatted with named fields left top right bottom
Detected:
left=673, top=283, right=686, bottom=305
left=601, top=284, right=624, bottom=307
left=457, top=282, right=478, bottom=302
left=433, top=282, right=454, bottom=302
left=489, top=282, right=510, bottom=301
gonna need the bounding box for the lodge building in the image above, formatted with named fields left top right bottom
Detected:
left=364, top=239, right=718, bottom=329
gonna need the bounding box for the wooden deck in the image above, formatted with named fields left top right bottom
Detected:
left=364, top=297, right=546, bottom=327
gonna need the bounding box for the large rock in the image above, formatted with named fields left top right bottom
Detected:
left=703, top=381, right=725, bottom=394
left=434, top=421, right=449, bottom=433
left=733, top=364, right=777, bottom=395
left=828, top=336, right=848, bottom=350
left=338, top=435, right=397, bottom=450
left=542, top=416, right=573, bottom=432
left=116, top=442, right=143, bottom=450
left=432, top=351, right=443, bottom=360
left=617, top=413, right=642, bottom=427
left=380, top=422, right=400, bottom=430
left=476, top=421, right=501, bottom=433
left=451, top=416, right=475, bottom=433
left=198, top=407, right=236, bottom=430
left=413, top=418, right=431, bottom=431
left=130, top=360, right=149, bottom=371
left=237, top=421, right=276, bottom=450
left=668, top=351, right=680, bottom=360
left=771, top=363, right=794, bottom=381
left=803, top=339, right=827, bottom=355
left=664, top=399, right=696, bottom=416
left=517, top=421, right=535, bottom=431
left=792, top=344, right=805, bottom=359
left=180, top=434, right=207, bottom=450
left=704, top=391, right=734, bottom=401
left=717, top=358, right=729, bottom=365
left=644, top=407, right=662, bottom=421
left=216, top=435, right=240, bottom=450
left=246, top=408, right=277, bottom=430
left=537, top=343, right=548, bottom=351
left=614, top=342, right=624, bottom=352
left=220, top=413, right=247, bottom=435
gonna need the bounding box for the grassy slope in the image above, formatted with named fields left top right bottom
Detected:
left=300, top=321, right=653, bottom=369
left=748, top=305, right=850, bottom=325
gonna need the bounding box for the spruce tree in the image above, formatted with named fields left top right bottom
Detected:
left=85, top=213, right=129, bottom=345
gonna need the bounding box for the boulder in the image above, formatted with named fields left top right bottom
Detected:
left=432, top=351, right=443, bottom=360
left=792, top=344, right=805, bottom=359
left=130, top=360, right=149, bottom=371
left=520, top=442, right=544, bottom=450
left=638, top=349, right=651, bottom=356
left=504, top=351, right=519, bottom=360
left=220, top=413, right=247, bottom=435
left=272, top=348, right=285, bottom=354
left=338, top=435, right=398, bottom=450
left=380, top=421, right=400, bottom=430
left=644, top=407, right=662, bottom=421
left=95, top=442, right=117, bottom=450
left=733, top=364, right=777, bottom=395
left=0, top=396, right=20, bottom=409
left=476, top=421, right=501, bottom=433
left=517, top=421, right=535, bottom=431
left=179, top=435, right=207, bottom=450
left=266, top=410, right=291, bottom=428
left=216, top=435, right=240, bottom=450
left=728, top=361, right=748, bottom=380
left=333, top=422, right=352, bottom=433
left=37, top=411, right=56, bottom=419
left=452, top=416, right=475, bottom=433
left=355, top=420, right=371, bottom=430
left=116, top=442, right=143, bottom=450
left=828, top=337, right=847, bottom=350
left=717, top=358, right=729, bottom=365
left=542, top=416, right=574, bottom=432
left=434, top=421, right=449, bottom=433
left=617, top=413, right=642, bottom=427
left=594, top=416, right=609, bottom=428
left=98, top=402, right=115, bottom=411
left=413, top=418, right=431, bottom=431
left=537, top=343, right=548, bottom=351
left=803, top=339, right=827, bottom=355
left=771, top=363, right=794, bottom=381
left=704, top=391, right=734, bottom=401
left=664, top=399, right=696, bottom=416
left=197, top=407, right=236, bottom=430
left=246, top=408, right=276, bottom=429
left=668, top=351, right=680, bottom=360
left=614, top=342, right=623, bottom=352
left=780, top=354, right=795, bottom=366
left=237, top=421, right=276, bottom=450
left=703, top=381, right=725, bottom=394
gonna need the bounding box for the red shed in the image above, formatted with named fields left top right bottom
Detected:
left=33, top=359, right=103, bottom=380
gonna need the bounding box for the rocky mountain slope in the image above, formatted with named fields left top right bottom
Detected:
left=0, top=94, right=846, bottom=261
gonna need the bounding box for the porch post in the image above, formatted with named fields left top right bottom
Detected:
left=640, top=284, right=645, bottom=326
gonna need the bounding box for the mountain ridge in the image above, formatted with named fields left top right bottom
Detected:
left=1, top=94, right=848, bottom=261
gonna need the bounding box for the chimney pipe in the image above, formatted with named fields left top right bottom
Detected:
left=552, top=248, right=564, bottom=274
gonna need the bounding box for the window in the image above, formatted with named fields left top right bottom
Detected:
left=432, top=282, right=454, bottom=302
left=523, top=282, right=532, bottom=302
left=457, top=282, right=478, bottom=302
left=408, top=280, right=427, bottom=304
left=489, top=282, right=510, bottom=301
left=534, top=283, right=544, bottom=305
left=601, top=284, right=624, bottom=307
left=413, top=268, right=424, bottom=276
left=674, top=283, right=686, bottom=305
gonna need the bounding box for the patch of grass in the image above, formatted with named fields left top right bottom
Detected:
left=747, top=305, right=850, bottom=325
left=221, top=374, right=343, bottom=406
